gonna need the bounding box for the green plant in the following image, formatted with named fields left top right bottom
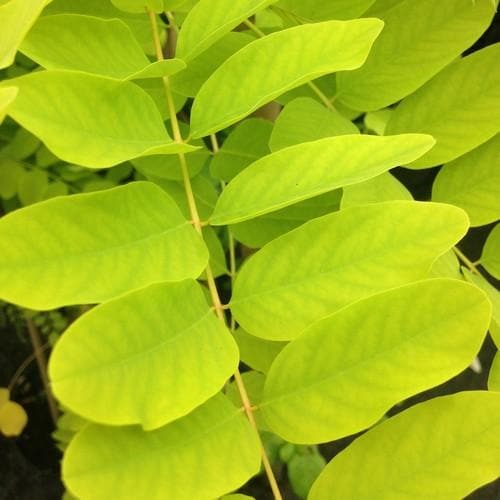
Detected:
left=0, top=0, right=499, bottom=498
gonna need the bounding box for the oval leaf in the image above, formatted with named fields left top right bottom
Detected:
left=0, top=86, right=17, bottom=124
left=261, top=279, right=490, bottom=443
left=489, top=352, right=500, bottom=391
left=309, top=391, right=500, bottom=499
left=21, top=14, right=185, bottom=80
left=49, top=280, right=238, bottom=430
left=0, top=182, right=208, bottom=309
left=337, top=0, right=495, bottom=111
left=276, top=0, right=375, bottom=21
left=1, top=70, right=195, bottom=168
left=176, top=0, right=277, bottom=61
left=191, top=19, right=384, bottom=138
left=432, top=134, right=500, bottom=227
left=211, top=134, right=434, bottom=225
left=481, top=223, right=500, bottom=279
left=386, top=42, right=500, bottom=168
left=63, top=395, right=261, bottom=500
left=230, top=201, right=468, bottom=340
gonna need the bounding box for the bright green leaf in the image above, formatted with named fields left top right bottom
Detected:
left=481, top=224, right=500, bottom=279
left=202, top=226, right=228, bottom=278
left=63, top=395, right=261, bottom=500
left=191, top=19, right=384, bottom=138
left=0, top=127, right=40, bottom=161
left=211, top=134, right=434, bottom=225
left=0, top=182, right=208, bottom=309
left=261, top=279, right=490, bottom=443
left=0, top=0, right=52, bottom=69
left=0, top=86, right=17, bottom=123
left=231, top=201, right=468, bottom=340
left=341, top=172, right=412, bottom=209
left=309, top=391, right=500, bottom=499
left=172, top=32, right=253, bottom=97
left=489, top=352, right=500, bottom=391
left=432, top=134, right=500, bottom=227
left=386, top=43, right=500, bottom=168
left=210, top=118, right=273, bottom=182
left=269, top=97, right=358, bottom=152
left=276, top=0, right=375, bottom=21
left=337, top=0, right=495, bottom=111
left=110, top=0, right=163, bottom=13
left=428, top=249, right=462, bottom=280
left=176, top=0, right=277, bottom=61
left=233, top=329, right=286, bottom=374
left=288, top=452, right=326, bottom=499
left=363, top=108, right=392, bottom=135
left=462, top=268, right=500, bottom=347
left=21, top=15, right=185, bottom=80
left=49, top=280, right=238, bottom=429
left=2, top=70, right=195, bottom=168
left=230, top=190, right=341, bottom=248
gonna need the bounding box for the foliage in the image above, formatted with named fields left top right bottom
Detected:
left=0, top=0, right=499, bottom=498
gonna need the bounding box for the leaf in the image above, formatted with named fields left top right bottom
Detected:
left=233, top=329, right=286, bottom=374
left=171, top=32, right=253, bottom=97
left=276, top=0, right=375, bottom=21
left=190, top=19, right=384, bottom=138
left=230, top=190, right=342, bottom=248
left=309, top=391, right=500, bottom=499
left=0, top=127, right=40, bottom=161
left=261, top=279, right=490, bottom=443
left=2, top=70, right=195, bottom=168
left=202, top=226, right=228, bottom=279
left=363, top=108, right=392, bottom=135
left=269, top=97, right=358, bottom=152
left=428, top=249, right=462, bottom=280
left=21, top=14, right=185, bottom=80
left=0, top=182, right=208, bottom=310
left=63, top=395, right=261, bottom=500
left=230, top=201, right=468, bottom=340
left=49, top=280, right=238, bottom=429
left=386, top=43, right=500, bottom=168
left=341, top=172, right=412, bottom=209
left=211, top=134, right=434, bottom=225
left=288, top=452, right=326, bottom=499
left=0, top=159, right=24, bottom=199
left=481, top=224, right=500, bottom=279
left=110, top=0, right=164, bottom=13
left=336, top=0, right=495, bottom=111
left=0, top=86, right=17, bottom=123
left=210, top=118, right=273, bottom=182
left=0, top=390, right=28, bottom=437
left=0, top=0, right=52, bottom=69
left=489, top=352, right=500, bottom=391
left=17, top=169, right=48, bottom=206
left=176, top=0, right=277, bottom=61
left=432, top=134, right=500, bottom=227
left=462, top=268, right=500, bottom=347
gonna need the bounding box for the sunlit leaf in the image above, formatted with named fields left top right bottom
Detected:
left=481, top=224, right=500, bottom=279
left=230, top=201, right=468, bottom=340
left=309, top=391, right=500, bottom=499
left=432, top=134, right=500, bottom=227
left=0, top=182, right=208, bottom=309
left=2, top=70, right=195, bottom=168
left=21, top=14, right=185, bottom=80
left=337, top=0, right=495, bottom=111
left=386, top=43, right=500, bottom=168
left=489, top=352, right=500, bottom=391
left=191, top=19, right=384, bottom=137
left=63, top=395, right=261, bottom=500
left=0, top=86, right=17, bottom=123
left=276, top=0, right=375, bottom=21
left=261, top=279, right=490, bottom=443
left=211, top=134, right=434, bottom=225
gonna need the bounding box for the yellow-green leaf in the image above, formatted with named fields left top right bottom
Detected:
left=481, top=224, right=500, bottom=279
left=0, top=86, right=17, bottom=123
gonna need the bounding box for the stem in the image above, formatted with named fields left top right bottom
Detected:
left=25, top=318, right=59, bottom=425
left=243, top=18, right=335, bottom=111
left=453, top=246, right=481, bottom=275
left=8, top=342, right=50, bottom=392
left=148, top=11, right=282, bottom=499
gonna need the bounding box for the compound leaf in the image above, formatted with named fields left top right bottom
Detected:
left=309, top=391, right=500, bottom=499
left=337, top=0, right=495, bottom=111
left=21, top=14, right=185, bottom=80
left=230, top=201, right=468, bottom=340
left=49, top=280, right=238, bottom=430
left=1, top=70, right=195, bottom=168
left=191, top=19, right=384, bottom=138
left=261, top=279, right=490, bottom=443
left=176, top=0, right=277, bottom=61
left=63, top=395, right=261, bottom=500
left=269, top=97, right=358, bottom=152
left=211, top=134, right=434, bottom=225
left=386, top=43, right=500, bottom=168
left=0, top=182, right=208, bottom=309
left=432, top=134, right=500, bottom=227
